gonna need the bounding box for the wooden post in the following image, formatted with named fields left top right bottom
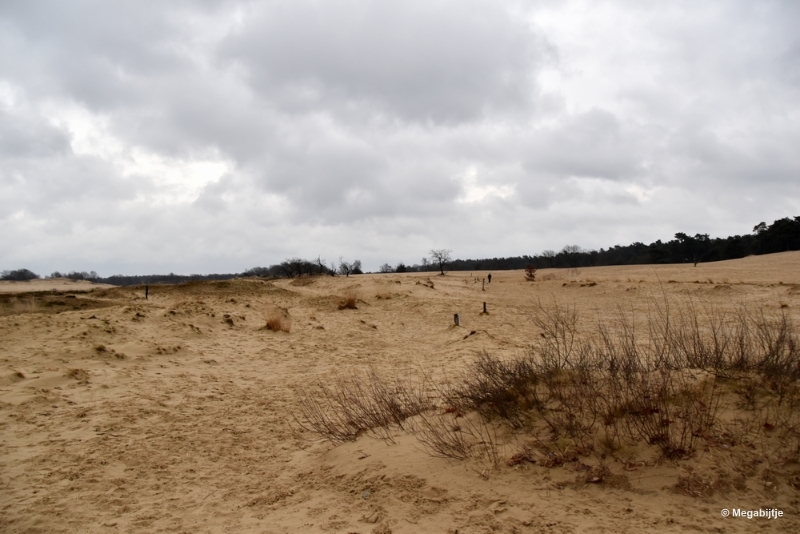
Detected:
left=482, top=279, right=485, bottom=291
left=454, top=313, right=459, bottom=326
left=145, top=285, right=149, bottom=300
left=483, top=302, right=487, bottom=314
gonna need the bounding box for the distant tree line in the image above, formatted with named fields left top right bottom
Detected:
left=0, top=256, right=364, bottom=286
left=384, top=215, right=800, bottom=273
left=1, top=269, right=40, bottom=281
left=49, top=270, right=100, bottom=281
left=3, top=216, right=797, bottom=284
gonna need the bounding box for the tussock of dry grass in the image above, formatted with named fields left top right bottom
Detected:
left=264, top=310, right=291, bottom=332
left=66, top=368, right=89, bottom=381
left=338, top=290, right=359, bottom=310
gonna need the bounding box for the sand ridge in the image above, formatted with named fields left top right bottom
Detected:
left=2, top=252, right=800, bottom=532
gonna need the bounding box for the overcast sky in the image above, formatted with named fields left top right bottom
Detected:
left=1, top=0, right=798, bottom=275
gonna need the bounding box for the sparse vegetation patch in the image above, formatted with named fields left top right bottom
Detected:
left=295, top=297, right=800, bottom=483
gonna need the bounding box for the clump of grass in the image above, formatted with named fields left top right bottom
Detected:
left=94, top=344, right=107, bottom=353
left=262, top=308, right=291, bottom=332
left=338, top=290, right=359, bottom=310
left=265, top=313, right=291, bottom=332
left=66, top=368, right=89, bottom=382
left=674, top=467, right=717, bottom=497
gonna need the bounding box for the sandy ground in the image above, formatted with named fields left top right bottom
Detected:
left=2, top=252, right=800, bottom=533
left=0, top=279, right=113, bottom=294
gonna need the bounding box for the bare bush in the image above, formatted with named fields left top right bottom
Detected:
left=445, top=351, right=540, bottom=429
left=531, top=300, right=581, bottom=370
left=411, top=411, right=501, bottom=469
left=294, top=368, right=432, bottom=443
left=292, top=296, right=800, bottom=468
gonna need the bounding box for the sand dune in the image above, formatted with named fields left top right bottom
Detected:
left=0, top=278, right=114, bottom=295
left=2, top=253, right=800, bottom=533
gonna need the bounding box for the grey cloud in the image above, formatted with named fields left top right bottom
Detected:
left=221, top=1, right=547, bottom=124
left=1, top=0, right=799, bottom=275
left=0, top=108, right=70, bottom=158
left=521, top=109, right=646, bottom=182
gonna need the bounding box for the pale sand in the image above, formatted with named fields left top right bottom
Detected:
left=1, top=252, right=799, bottom=533
left=0, top=279, right=113, bottom=294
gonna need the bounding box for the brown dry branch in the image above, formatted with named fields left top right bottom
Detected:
left=294, top=368, right=432, bottom=444
left=410, top=410, right=502, bottom=469
left=444, top=350, right=541, bottom=429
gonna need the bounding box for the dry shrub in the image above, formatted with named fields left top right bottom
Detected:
left=262, top=307, right=291, bottom=332
left=674, top=467, right=717, bottom=497
left=524, top=265, right=537, bottom=282
left=621, top=370, right=720, bottom=458
left=507, top=442, right=537, bottom=467
left=445, top=351, right=541, bottom=429
left=338, top=290, right=359, bottom=310
left=293, top=296, right=800, bottom=471
left=265, top=312, right=291, bottom=332
left=411, top=411, right=502, bottom=469
left=294, top=368, right=431, bottom=443
left=530, top=299, right=581, bottom=370
left=1, top=295, right=39, bottom=315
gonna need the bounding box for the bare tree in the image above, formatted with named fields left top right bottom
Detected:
left=315, top=256, right=329, bottom=275
left=561, top=245, right=583, bottom=275
left=379, top=263, right=393, bottom=273
left=540, top=249, right=556, bottom=268
left=279, top=257, right=319, bottom=278
left=429, top=249, right=452, bottom=275
left=338, top=257, right=353, bottom=277
left=337, top=258, right=363, bottom=277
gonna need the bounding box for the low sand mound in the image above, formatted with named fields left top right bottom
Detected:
left=0, top=278, right=113, bottom=294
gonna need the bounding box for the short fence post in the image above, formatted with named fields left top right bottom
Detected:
left=454, top=313, right=460, bottom=326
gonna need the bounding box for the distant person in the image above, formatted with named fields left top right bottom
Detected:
left=487, top=274, right=492, bottom=284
